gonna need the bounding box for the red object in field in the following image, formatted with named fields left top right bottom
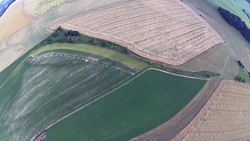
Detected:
left=33, top=131, right=47, bottom=141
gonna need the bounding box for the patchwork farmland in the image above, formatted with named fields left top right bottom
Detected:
left=45, top=68, right=206, bottom=141
left=56, top=0, right=224, bottom=65
left=0, top=50, right=134, bottom=141
left=172, top=80, right=250, bottom=141
left=0, top=0, right=129, bottom=73
left=1, top=0, right=250, bottom=140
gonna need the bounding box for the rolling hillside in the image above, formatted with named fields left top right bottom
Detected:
left=0, top=50, right=134, bottom=141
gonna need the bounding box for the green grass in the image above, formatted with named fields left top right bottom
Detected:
left=31, top=43, right=149, bottom=71
left=0, top=50, right=134, bottom=141
left=0, top=41, right=43, bottom=87
left=207, top=0, right=250, bottom=27
left=31, top=43, right=220, bottom=78
left=238, top=67, right=250, bottom=83
left=46, top=69, right=206, bottom=141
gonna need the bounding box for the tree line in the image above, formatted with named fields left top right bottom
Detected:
left=235, top=76, right=246, bottom=83
left=218, top=7, right=250, bottom=42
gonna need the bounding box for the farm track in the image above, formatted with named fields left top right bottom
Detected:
left=30, top=52, right=135, bottom=75
left=43, top=67, right=206, bottom=141
left=56, top=0, right=224, bottom=65
left=172, top=80, right=250, bottom=141
left=0, top=50, right=134, bottom=141
left=40, top=68, right=208, bottom=140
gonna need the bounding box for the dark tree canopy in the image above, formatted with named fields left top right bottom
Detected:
left=218, top=7, right=250, bottom=42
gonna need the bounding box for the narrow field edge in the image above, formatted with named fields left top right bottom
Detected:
left=31, top=43, right=149, bottom=71
left=131, top=77, right=221, bottom=141
left=31, top=68, right=208, bottom=140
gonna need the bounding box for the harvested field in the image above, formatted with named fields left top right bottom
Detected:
left=55, top=0, right=224, bottom=65
left=0, top=0, right=129, bottom=73
left=172, top=80, right=250, bottom=141
left=176, top=44, right=239, bottom=79
left=45, top=68, right=206, bottom=141
left=184, top=0, right=250, bottom=71
left=0, top=1, right=33, bottom=42
left=0, top=50, right=134, bottom=141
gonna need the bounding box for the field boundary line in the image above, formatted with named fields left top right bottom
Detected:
left=44, top=68, right=207, bottom=131
left=45, top=67, right=147, bottom=130
left=0, top=56, right=29, bottom=89
left=147, top=68, right=209, bottom=80
left=45, top=75, right=132, bottom=129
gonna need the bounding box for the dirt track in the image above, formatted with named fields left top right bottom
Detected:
left=172, top=80, right=250, bottom=141
left=55, top=0, right=223, bottom=66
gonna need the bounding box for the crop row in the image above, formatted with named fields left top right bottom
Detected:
left=172, top=80, right=250, bottom=141
left=59, top=0, right=223, bottom=65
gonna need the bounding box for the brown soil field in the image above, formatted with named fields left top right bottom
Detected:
left=172, top=80, right=250, bottom=141
left=131, top=78, right=221, bottom=141
left=54, top=0, right=224, bottom=66
left=0, top=1, right=33, bottom=42
left=0, top=0, right=129, bottom=73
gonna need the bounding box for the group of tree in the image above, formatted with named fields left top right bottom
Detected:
left=235, top=76, right=246, bottom=83
left=44, top=26, right=131, bottom=55
left=237, top=60, right=250, bottom=77
left=218, top=7, right=250, bottom=42
left=237, top=60, right=245, bottom=68
left=46, top=27, right=80, bottom=44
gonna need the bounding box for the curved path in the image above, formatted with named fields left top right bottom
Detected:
left=30, top=67, right=209, bottom=140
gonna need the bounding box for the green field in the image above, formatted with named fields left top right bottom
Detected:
left=0, top=50, right=134, bottom=141
left=207, top=0, right=250, bottom=27
left=45, top=69, right=206, bottom=141
left=32, top=43, right=149, bottom=71
left=238, top=67, right=250, bottom=83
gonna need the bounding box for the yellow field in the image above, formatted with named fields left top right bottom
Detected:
left=172, top=80, right=250, bottom=141
left=0, top=0, right=130, bottom=73
left=31, top=43, right=149, bottom=71
left=23, top=0, right=65, bottom=16
left=55, top=0, right=224, bottom=65
left=0, top=1, right=33, bottom=42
